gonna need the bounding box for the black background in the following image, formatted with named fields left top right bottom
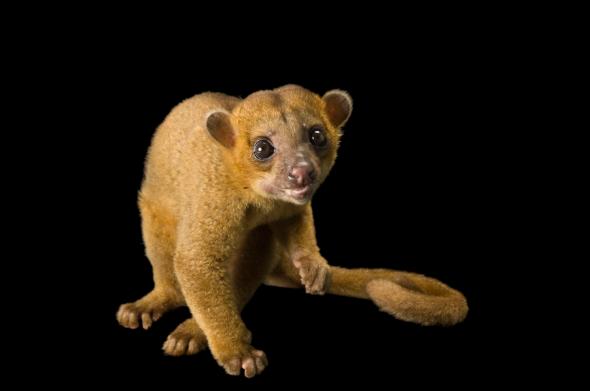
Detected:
left=50, top=21, right=524, bottom=388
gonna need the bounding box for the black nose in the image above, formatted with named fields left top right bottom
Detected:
left=288, top=166, right=316, bottom=186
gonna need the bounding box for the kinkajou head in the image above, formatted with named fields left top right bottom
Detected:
left=205, top=85, right=352, bottom=205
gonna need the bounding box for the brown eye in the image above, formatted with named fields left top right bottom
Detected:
left=309, top=125, right=327, bottom=148
left=253, top=138, right=275, bottom=161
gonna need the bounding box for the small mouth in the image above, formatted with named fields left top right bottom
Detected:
left=285, top=185, right=312, bottom=200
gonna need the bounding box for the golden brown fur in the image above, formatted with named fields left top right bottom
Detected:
left=116, top=85, right=468, bottom=378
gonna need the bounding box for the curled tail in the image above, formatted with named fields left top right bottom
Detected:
left=329, top=266, right=468, bottom=326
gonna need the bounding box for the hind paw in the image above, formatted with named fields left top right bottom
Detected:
left=117, top=302, right=163, bottom=330
left=163, top=319, right=207, bottom=356
left=117, top=290, right=180, bottom=330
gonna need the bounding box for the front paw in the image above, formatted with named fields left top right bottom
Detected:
left=293, top=257, right=331, bottom=295
left=216, top=345, right=268, bottom=378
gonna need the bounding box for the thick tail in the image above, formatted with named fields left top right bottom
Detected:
left=329, top=266, right=468, bottom=326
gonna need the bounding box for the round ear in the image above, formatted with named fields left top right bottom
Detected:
left=323, top=90, right=353, bottom=128
left=206, top=110, right=235, bottom=148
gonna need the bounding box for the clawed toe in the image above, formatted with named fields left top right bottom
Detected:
left=222, top=349, right=267, bottom=378
left=163, top=332, right=206, bottom=356
left=117, top=304, right=160, bottom=330
left=293, top=258, right=331, bottom=295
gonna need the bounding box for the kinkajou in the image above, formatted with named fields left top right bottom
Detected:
left=117, top=85, right=468, bottom=378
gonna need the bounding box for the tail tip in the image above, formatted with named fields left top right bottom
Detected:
left=367, top=279, right=468, bottom=326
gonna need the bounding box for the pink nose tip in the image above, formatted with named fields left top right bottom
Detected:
left=288, top=166, right=316, bottom=186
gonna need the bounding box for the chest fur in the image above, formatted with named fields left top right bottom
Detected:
left=244, top=201, right=303, bottom=230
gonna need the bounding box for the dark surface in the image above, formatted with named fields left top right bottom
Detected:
left=56, top=27, right=518, bottom=388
